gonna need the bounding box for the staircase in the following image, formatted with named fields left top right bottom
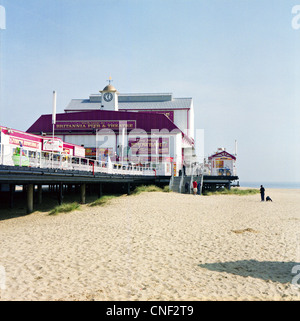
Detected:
left=170, top=174, right=203, bottom=194
left=170, top=176, right=182, bottom=193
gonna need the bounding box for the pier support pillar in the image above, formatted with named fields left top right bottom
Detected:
left=9, top=184, right=15, bottom=209
left=58, top=183, right=63, bottom=205
left=80, top=183, right=86, bottom=204
left=98, top=183, right=102, bottom=198
left=127, top=183, right=131, bottom=195
left=27, top=184, right=34, bottom=214
left=38, top=185, right=42, bottom=205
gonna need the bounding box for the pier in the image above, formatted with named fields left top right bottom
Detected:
left=0, top=165, right=169, bottom=214
left=1, top=165, right=239, bottom=214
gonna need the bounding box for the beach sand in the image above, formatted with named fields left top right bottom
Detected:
left=0, top=188, right=300, bottom=301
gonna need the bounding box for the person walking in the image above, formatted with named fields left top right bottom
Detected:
left=260, top=185, right=265, bottom=201
left=197, top=181, right=202, bottom=195
left=193, top=180, right=198, bottom=196
left=185, top=182, right=189, bottom=193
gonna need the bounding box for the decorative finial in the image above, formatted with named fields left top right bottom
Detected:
left=107, top=76, right=113, bottom=85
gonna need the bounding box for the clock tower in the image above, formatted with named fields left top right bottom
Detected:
left=100, top=78, right=119, bottom=111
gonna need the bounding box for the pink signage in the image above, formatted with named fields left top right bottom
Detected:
left=9, top=136, right=40, bottom=149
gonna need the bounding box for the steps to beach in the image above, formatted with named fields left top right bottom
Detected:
left=170, top=175, right=203, bottom=194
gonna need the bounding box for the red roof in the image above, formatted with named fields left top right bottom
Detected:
left=27, top=110, right=181, bottom=135
left=208, top=150, right=236, bottom=160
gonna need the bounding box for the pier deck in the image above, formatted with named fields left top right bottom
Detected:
left=1, top=165, right=239, bottom=214
left=0, top=165, right=168, bottom=214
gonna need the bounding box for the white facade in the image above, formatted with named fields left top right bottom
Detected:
left=209, top=149, right=237, bottom=176
left=65, top=92, right=194, bottom=141
left=58, top=84, right=197, bottom=174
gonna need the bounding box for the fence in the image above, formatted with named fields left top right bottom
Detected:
left=0, top=143, right=171, bottom=177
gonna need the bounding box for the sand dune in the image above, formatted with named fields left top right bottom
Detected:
left=0, top=188, right=300, bottom=301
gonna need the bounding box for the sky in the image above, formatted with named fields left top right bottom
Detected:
left=0, top=0, right=299, bottom=183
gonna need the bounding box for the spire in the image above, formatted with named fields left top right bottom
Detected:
left=100, top=77, right=118, bottom=93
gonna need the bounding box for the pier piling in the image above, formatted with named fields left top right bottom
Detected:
left=80, top=183, right=86, bottom=204
left=27, top=184, right=34, bottom=214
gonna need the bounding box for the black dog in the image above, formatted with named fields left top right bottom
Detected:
left=266, top=196, right=273, bottom=202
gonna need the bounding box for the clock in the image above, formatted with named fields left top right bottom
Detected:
left=103, top=92, right=113, bottom=102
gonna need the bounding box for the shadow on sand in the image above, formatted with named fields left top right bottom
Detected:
left=198, top=260, right=300, bottom=284
left=0, top=191, right=98, bottom=221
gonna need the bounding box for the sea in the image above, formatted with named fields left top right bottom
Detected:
left=240, top=182, right=300, bottom=189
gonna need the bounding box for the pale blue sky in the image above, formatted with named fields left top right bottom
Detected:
left=0, top=0, right=299, bottom=183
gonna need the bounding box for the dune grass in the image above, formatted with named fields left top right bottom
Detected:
left=162, top=185, right=171, bottom=193
left=132, top=185, right=171, bottom=195
left=48, top=185, right=171, bottom=214
left=89, top=195, right=120, bottom=207
left=49, top=202, right=81, bottom=215
left=203, top=188, right=259, bottom=196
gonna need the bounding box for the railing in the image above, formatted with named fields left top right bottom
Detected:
left=178, top=167, right=184, bottom=193
left=0, top=143, right=172, bottom=177
left=189, top=164, right=195, bottom=194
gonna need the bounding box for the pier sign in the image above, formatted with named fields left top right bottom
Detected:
left=9, top=136, right=40, bottom=150
left=55, top=120, right=136, bottom=131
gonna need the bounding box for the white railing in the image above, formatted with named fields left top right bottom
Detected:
left=0, top=143, right=172, bottom=177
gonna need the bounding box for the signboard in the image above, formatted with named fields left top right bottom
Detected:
left=9, top=136, right=40, bottom=150
left=85, top=148, right=96, bottom=157
left=74, top=146, right=85, bottom=158
left=55, top=120, right=136, bottom=131
left=43, top=138, right=63, bottom=152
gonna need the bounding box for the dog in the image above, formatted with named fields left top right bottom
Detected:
left=266, top=196, right=273, bottom=202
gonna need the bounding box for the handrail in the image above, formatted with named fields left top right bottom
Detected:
left=178, top=166, right=184, bottom=193
left=0, top=143, right=162, bottom=177
left=200, top=173, right=204, bottom=195
left=168, top=163, right=174, bottom=190
left=190, top=164, right=194, bottom=194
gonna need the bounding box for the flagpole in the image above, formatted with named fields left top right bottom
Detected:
left=52, top=91, right=57, bottom=168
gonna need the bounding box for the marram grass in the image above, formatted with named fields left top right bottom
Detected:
left=132, top=185, right=171, bottom=195
left=49, top=202, right=81, bottom=215
left=203, top=188, right=260, bottom=196
left=49, top=185, right=171, bottom=213
left=89, top=195, right=120, bottom=207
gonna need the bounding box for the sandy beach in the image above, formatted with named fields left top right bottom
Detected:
left=0, top=188, right=300, bottom=301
